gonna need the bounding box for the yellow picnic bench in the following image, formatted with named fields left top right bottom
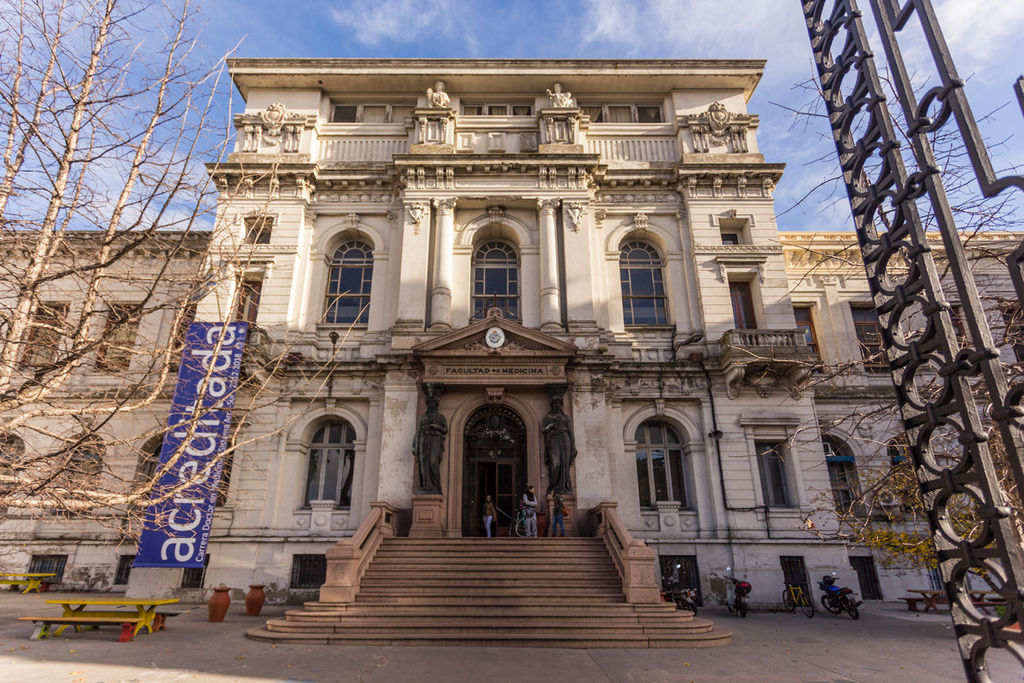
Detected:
left=0, top=572, right=56, bottom=593
left=37, top=598, right=179, bottom=638
left=19, top=615, right=143, bottom=642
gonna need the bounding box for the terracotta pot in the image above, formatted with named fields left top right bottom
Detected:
left=245, top=584, right=266, bottom=617
left=208, top=586, right=231, bottom=622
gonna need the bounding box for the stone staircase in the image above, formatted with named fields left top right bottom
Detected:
left=247, top=537, right=731, bottom=648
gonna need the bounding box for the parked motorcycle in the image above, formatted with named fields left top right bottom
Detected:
left=818, top=572, right=863, bottom=619
left=662, top=563, right=699, bottom=615
left=724, top=567, right=752, bottom=618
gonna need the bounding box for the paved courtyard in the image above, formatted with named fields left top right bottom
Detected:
left=0, top=592, right=1019, bottom=682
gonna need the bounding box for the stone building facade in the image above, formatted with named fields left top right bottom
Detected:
left=3, top=59, right=1018, bottom=605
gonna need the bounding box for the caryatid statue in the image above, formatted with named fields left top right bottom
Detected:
left=543, top=389, right=577, bottom=494
left=412, top=387, right=447, bottom=494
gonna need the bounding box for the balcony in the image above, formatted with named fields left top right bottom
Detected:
left=719, top=329, right=816, bottom=399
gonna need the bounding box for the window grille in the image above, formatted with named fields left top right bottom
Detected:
left=779, top=555, right=810, bottom=593
left=822, top=435, right=859, bottom=510
left=114, top=555, right=133, bottom=585
left=850, top=556, right=883, bottom=600
left=658, top=555, right=701, bottom=603
left=290, top=554, right=327, bottom=589
left=29, top=555, right=67, bottom=581
left=180, top=554, right=209, bottom=589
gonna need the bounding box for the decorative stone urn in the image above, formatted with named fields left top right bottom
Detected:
left=208, top=586, right=231, bottom=622
left=245, top=584, right=266, bottom=617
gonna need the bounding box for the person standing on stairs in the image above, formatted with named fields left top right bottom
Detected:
left=522, top=484, right=538, bottom=537
left=483, top=495, right=496, bottom=537
left=550, top=491, right=566, bottom=536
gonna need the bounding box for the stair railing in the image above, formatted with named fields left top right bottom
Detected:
left=319, top=501, right=398, bottom=603
left=591, top=502, right=662, bottom=604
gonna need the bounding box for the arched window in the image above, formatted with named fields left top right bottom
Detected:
left=304, top=421, right=356, bottom=506
left=325, top=240, right=373, bottom=325
left=635, top=421, right=687, bottom=509
left=472, top=241, right=519, bottom=320
left=66, top=436, right=104, bottom=482
left=619, top=241, right=667, bottom=325
left=822, top=435, right=858, bottom=510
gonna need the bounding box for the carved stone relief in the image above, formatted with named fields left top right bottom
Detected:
left=565, top=202, right=586, bottom=232
left=236, top=102, right=307, bottom=154
left=684, top=101, right=753, bottom=153
left=546, top=82, right=576, bottom=108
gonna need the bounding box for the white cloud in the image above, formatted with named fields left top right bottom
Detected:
left=330, top=0, right=455, bottom=46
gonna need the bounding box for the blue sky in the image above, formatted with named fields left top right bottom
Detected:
left=197, top=0, right=1024, bottom=231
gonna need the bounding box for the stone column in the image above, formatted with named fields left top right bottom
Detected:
left=394, top=201, right=431, bottom=332
left=537, top=198, right=562, bottom=331
left=430, top=197, right=456, bottom=330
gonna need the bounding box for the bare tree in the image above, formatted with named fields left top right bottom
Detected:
left=0, top=0, right=259, bottom=529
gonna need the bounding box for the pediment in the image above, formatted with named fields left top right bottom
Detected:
left=413, top=313, right=576, bottom=358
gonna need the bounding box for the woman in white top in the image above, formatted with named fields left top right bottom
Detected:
left=522, top=484, right=538, bottom=537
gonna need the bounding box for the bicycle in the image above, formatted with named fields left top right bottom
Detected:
left=499, top=505, right=528, bottom=537
left=783, top=583, right=815, bottom=618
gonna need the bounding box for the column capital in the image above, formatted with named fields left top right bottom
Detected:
left=432, top=197, right=456, bottom=214
left=537, top=198, right=559, bottom=215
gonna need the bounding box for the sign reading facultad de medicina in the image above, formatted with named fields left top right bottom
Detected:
left=134, top=322, right=248, bottom=569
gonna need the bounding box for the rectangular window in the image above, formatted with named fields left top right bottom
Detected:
left=236, top=279, right=262, bottom=325
left=96, top=304, right=139, bottom=372
left=850, top=556, right=883, bottom=599
left=851, top=305, right=886, bottom=372
left=244, top=216, right=272, bottom=244
left=793, top=305, right=819, bottom=358
left=826, top=457, right=858, bottom=510
left=779, top=555, right=810, bottom=592
left=331, top=103, right=415, bottom=123
left=361, top=105, right=387, bottom=123
left=461, top=103, right=532, bottom=117
left=720, top=231, right=742, bottom=245
left=290, top=554, right=327, bottom=589
left=581, top=105, right=604, bottom=122
left=29, top=554, right=67, bottom=581
left=181, top=554, right=209, bottom=589
left=756, top=441, right=790, bottom=507
left=729, top=280, right=757, bottom=330
left=114, top=555, right=133, bottom=585
left=1001, top=306, right=1024, bottom=362
left=21, top=302, right=68, bottom=368
left=331, top=104, right=358, bottom=122
left=579, top=104, right=662, bottom=123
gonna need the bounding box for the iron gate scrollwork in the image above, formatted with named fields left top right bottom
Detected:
left=800, top=1, right=1024, bottom=680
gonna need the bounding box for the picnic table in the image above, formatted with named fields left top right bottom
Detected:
left=43, top=598, right=179, bottom=636
left=906, top=589, right=948, bottom=612
left=0, top=573, right=56, bottom=593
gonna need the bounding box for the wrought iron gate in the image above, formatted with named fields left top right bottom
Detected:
left=799, top=1, right=1024, bottom=680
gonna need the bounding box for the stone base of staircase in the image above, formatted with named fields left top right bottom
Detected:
left=247, top=538, right=731, bottom=648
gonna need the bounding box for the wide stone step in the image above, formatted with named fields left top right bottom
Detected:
left=356, top=577, right=618, bottom=589
left=266, top=618, right=714, bottom=634
left=352, top=595, right=626, bottom=605
left=247, top=626, right=733, bottom=648
left=283, top=606, right=695, bottom=622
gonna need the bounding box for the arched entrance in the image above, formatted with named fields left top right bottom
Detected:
left=462, top=406, right=526, bottom=536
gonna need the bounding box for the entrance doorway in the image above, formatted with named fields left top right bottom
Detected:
left=463, top=407, right=526, bottom=536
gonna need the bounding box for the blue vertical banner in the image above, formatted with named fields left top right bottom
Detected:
left=134, top=322, right=248, bottom=568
